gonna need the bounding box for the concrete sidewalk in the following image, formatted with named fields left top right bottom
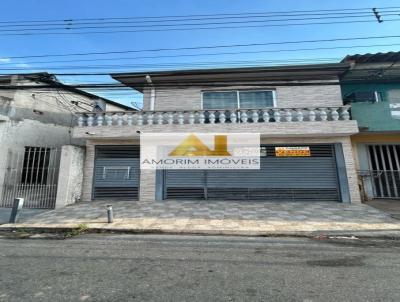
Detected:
left=366, top=199, right=400, bottom=220
left=0, top=208, right=48, bottom=225
left=2, top=200, right=400, bottom=237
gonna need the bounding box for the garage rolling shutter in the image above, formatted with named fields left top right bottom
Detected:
left=93, top=146, right=140, bottom=199
left=164, top=144, right=340, bottom=202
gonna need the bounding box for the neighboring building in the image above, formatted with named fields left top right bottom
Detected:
left=0, top=72, right=132, bottom=208
left=73, top=63, right=361, bottom=204
left=341, top=52, right=400, bottom=201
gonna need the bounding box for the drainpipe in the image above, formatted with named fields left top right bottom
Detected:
left=146, top=75, right=155, bottom=111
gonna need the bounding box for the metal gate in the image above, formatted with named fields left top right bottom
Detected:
left=93, top=145, right=140, bottom=200
left=0, top=147, right=60, bottom=209
left=163, top=144, right=340, bottom=202
left=367, top=145, right=400, bottom=198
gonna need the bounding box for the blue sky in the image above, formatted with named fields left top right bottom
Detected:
left=0, top=0, right=399, bottom=108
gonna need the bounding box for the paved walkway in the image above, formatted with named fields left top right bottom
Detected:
left=366, top=199, right=400, bottom=220
left=1, top=200, right=400, bottom=236
left=0, top=208, right=48, bottom=224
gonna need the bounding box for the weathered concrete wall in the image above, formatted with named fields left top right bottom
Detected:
left=105, top=102, right=128, bottom=111
left=0, top=76, right=130, bottom=206
left=55, top=145, right=85, bottom=208
left=142, top=84, right=343, bottom=111
left=0, top=83, right=129, bottom=127
left=81, top=142, right=95, bottom=202
left=0, top=119, right=74, bottom=202
left=0, top=119, right=73, bottom=153
left=0, top=88, right=89, bottom=127
left=12, top=88, right=92, bottom=114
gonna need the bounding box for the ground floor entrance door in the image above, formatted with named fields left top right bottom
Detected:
left=93, top=145, right=140, bottom=200
left=0, top=147, right=60, bottom=209
left=367, top=144, right=400, bottom=198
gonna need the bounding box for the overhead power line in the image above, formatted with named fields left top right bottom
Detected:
left=1, top=19, right=399, bottom=36
left=0, top=11, right=398, bottom=31
left=0, top=6, right=397, bottom=36
left=1, top=6, right=399, bottom=24
left=0, top=10, right=397, bottom=28
left=0, top=10, right=398, bottom=29
left=3, top=34, right=400, bottom=60
left=1, top=42, right=399, bottom=67
left=372, top=8, right=383, bottom=23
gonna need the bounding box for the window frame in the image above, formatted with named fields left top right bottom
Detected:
left=201, top=89, right=276, bottom=110
left=343, top=90, right=382, bottom=104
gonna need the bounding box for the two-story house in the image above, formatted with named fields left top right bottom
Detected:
left=74, top=63, right=360, bottom=205
left=341, top=52, right=400, bottom=201
left=0, top=72, right=132, bottom=209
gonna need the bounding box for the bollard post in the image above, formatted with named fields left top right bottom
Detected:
left=107, top=205, right=113, bottom=223
left=9, top=198, right=24, bottom=223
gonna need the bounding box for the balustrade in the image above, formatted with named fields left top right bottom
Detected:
left=76, top=106, right=352, bottom=127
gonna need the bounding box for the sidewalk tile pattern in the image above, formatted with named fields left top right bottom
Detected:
left=2, top=200, right=400, bottom=235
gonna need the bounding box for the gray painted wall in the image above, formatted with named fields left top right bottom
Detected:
left=0, top=119, right=74, bottom=202
left=0, top=77, right=127, bottom=206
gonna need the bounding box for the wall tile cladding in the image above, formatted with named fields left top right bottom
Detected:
left=143, top=84, right=343, bottom=111
left=80, top=136, right=361, bottom=204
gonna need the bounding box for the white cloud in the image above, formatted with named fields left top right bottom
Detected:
left=15, top=63, right=30, bottom=68
left=0, top=57, right=11, bottom=63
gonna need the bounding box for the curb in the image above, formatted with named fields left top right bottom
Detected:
left=1, top=225, right=400, bottom=240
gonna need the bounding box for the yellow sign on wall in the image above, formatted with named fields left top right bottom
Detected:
left=275, top=147, right=311, bottom=157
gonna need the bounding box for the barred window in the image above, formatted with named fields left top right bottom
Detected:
left=21, top=147, right=51, bottom=184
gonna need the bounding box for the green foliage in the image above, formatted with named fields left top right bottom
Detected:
left=65, top=223, right=89, bottom=237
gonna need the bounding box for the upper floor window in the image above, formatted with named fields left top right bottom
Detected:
left=202, top=90, right=275, bottom=109
left=344, top=91, right=382, bottom=104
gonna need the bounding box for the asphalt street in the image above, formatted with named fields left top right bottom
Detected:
left=0, top=234, right=399, bottom=302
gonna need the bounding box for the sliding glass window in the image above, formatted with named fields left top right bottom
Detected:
left=239, top=91, right=274, bottom=108
left=202, top=90, right=274, bottom=109
left=202, top=91, right=238, bottom=109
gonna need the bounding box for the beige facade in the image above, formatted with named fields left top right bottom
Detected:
left=75, top=66, right=362, bottom=204
left=142, top=83, right=343, bottom=111
left=76, top=122, right=360, bottom=204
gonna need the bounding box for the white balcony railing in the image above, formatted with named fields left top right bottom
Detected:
left=76, top=106, right=351, bottom=127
